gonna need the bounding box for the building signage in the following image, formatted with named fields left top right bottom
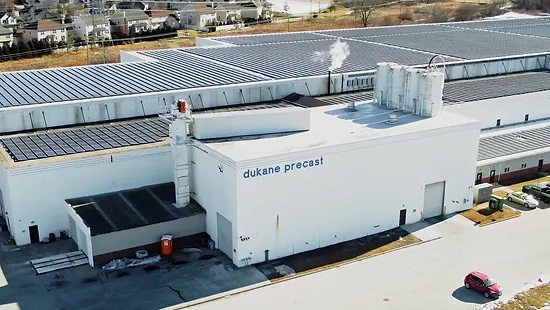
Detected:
left=243, top=157, right=324, bottom=179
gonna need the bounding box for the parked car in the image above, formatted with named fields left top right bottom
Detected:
left=522, top=185, right=550, bottom=204
left=505, top=191, right=538, bottom=208
left=464, top=271, right=502, bottom=298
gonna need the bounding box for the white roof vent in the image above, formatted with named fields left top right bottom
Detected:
left=386, top=114, right=398, bottom=124
left=347, top=101, right=356, bottom=111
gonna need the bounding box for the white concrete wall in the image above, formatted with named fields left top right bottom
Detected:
left=230, top=123, right=481, bottom=266
left=0, top=159, right=13, bottom=231
left=66, top=204, right=94, bottom=265
left=91, top=213, right=206, bottom=256
left=189, top=143, right=237, bottom=261
left=191, top=107, right=310, bottom=139
left=0, top=76, right=330, bottom=134
left=443, top=91, right=550, bottom=129
left=4, top=146, right=173, bottom=245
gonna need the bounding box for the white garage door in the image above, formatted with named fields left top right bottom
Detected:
left=423, top=181, right=445, bottom=219
left=217, top=213, right=233, bottom=260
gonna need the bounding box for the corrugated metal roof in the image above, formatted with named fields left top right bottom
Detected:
left=478, top=125, right=550, bottom=161
left=443, top=71, right=550, bottom=104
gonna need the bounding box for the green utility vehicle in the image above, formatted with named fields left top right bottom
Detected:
left=522, top=185, right=550, bottom=203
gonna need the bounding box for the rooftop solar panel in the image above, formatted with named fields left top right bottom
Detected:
left=0, top=118, right=169, bottom=163
left=356, top=29, right=550, bottom=59
left=317, top=24, right=454, bottom=38
left=213, top=32, right=328, bottom=45
left=444, top=71, right=550, bottom=103
left=478, top=126, right=550, bottom=161
left=447, top=18, right=550, bottom=30
left=182, top=39, right=452, bottom=79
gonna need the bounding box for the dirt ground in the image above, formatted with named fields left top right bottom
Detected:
left=256, top=228, right=421, bottom=280
left=461, top=202, right=521, bottom=226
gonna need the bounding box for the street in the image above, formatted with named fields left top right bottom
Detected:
left=178, top=208, right=550, bottom=310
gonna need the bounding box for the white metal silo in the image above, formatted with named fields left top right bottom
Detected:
left=388, top=64, right=406, bottom=109
left=404, top=67, right=426, bottom=113
left=373, top=62, right=395, bottom=106
left=419, top=71, right=444, bottom=117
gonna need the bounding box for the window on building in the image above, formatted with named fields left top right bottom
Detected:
left=53, top=30, right=56, bottom=33
left=504, top=167, right=510, bottom=173
left=61, top=36, right=65, bottom=41
left=525, top=114, right=529, bottom=122
left=521, top=163, right=527, bottom=169
left=496, top=119, right=501, bottom=127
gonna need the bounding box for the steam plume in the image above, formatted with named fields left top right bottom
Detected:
left=311, top=38, right=350, bottom=72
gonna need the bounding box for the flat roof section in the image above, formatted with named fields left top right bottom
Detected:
left=202, top=102, right=478, bottom=162
left=66, top=183, right=205, bottom=236
left=0, top=118, right=169, bottom=163
left=478, top=125, right=550, bottom=161
left=444, top=71, right=550, bottom=104
left=211, top=32, right=328, bottom=45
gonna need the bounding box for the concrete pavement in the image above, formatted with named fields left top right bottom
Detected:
left=177, top=209, right=550, bottom=310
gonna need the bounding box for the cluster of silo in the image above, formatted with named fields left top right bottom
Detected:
left=373, top=62, right=444, bottom=117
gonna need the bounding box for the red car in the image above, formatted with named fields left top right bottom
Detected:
left=464, top=271, right=502, bottom=298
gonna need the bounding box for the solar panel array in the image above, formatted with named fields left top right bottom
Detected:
left=0, top=52, right=268, bottom=107
left=478, top=126, right=550, bottom=161
left=183, top=40, right=448, bottom=79
left=351, top=30, right=550, bottom=60
left=446, top=17, right=550, bottom=30
left=0, top=118, right=169, bottom=162
left=316, top=91, right=373, bottom=105
left=444, top=71, right=550, bottom=103
left=317, top=24, right=458, bottom=38
left=195, top=102, right=294, bottom=114
left=212, top=32, right=328, bottom=45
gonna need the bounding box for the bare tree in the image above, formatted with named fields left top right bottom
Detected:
left=355, top=0, right=378, bottom=27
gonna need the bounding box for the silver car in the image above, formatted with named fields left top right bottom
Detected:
left=505, top=192, right=539, bottom=209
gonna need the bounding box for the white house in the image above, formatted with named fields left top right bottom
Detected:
left=215, top=4, right=242, bottom=24
left=146, top=9, right=172, bottom=30
left=73, top=15, right=111, bottom=42
left=0, top=26, right=13, bottom=46
left=109, top=9, right=150, bottom=35
left=179, top=4, right=217, bottom=29
left=0, top=12, right=18, bottom=27
left=23, top=19, right=68, bottom=43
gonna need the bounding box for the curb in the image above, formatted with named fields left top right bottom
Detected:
left=478, top=212, right=521, bottom=227
left=164, top=236, right=442, bottom=309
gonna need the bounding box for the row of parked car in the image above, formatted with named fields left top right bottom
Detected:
left=503, top=182, right=550, bottom=209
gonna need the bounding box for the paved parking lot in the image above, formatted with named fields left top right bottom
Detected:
left=0, top=235, right=268, bottom=310
left=179, top=208, right=550, bottom=310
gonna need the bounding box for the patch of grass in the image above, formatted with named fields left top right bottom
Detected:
left=494, top=284, right=550, bottom=310
left=461, top=202, right=521, bottom=226
left=506, top=176, right=550, bottom=193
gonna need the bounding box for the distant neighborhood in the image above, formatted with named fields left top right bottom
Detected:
left=0, top=0, right=272, bottom=57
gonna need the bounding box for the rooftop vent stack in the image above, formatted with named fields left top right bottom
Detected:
left=404, top=67, right=427, bottom=113
left=169, top=100, right=191, bottom=208
left=388, top=64, right=407, bottom=109
left=386, top=113, right=398, bottom=124
left=327, top=70, right=332, bottom=95
left=373, top=62, right=395, bottom=106
left=419, top=71, right=444, bottom=117
left=347, top=101, right=356, bottom=111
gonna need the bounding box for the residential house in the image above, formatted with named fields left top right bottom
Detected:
left=73, top=15, right=111, bottom=42
left=0, top=12, right=18, bottom=27
left=215, top=4, right=242, bottom=24
left=179, top=4, right=217, bottom=30
left=146, top=9, right=171, bottom=30
left=164, top=15, right=179, bottom=30
left=240, top=1, right=270, bottom=20
left=0, top=26, right=14, bottom=46
left=109, top=9, right=150, bottom=35
left=23, top=19, right=68, bottom=42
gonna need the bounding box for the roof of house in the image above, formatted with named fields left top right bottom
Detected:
left=75, top=15, right=110, bottom=25
left=24, top=19, right=67, bottom=31
left=147, top=9, right=172, bottom=18
left=111, top=9, right=150, bottom=21
left=117, top=1, right=147, bottom=10
left=0, top=26, right=12, bottom=35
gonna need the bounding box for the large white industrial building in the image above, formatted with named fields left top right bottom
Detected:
left=1, top=17, right=550, bottom=267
